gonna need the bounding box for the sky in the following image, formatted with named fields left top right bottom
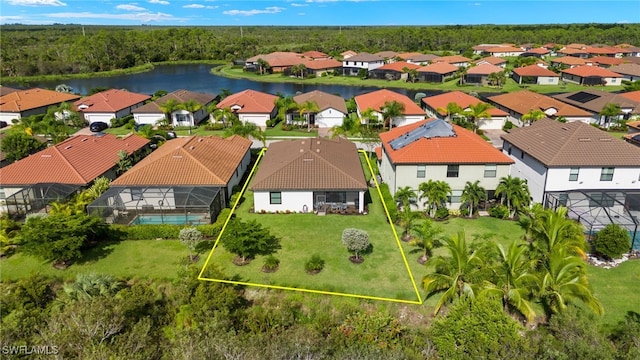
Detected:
left=0, top=0, right=638, bottom=26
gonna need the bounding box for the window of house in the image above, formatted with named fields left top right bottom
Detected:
left=600, top=167, right=614, bottom=181
left=131, top=188, right=143, bottom=201
left=520, top=150, right=524, bottom=159
left=558, top=193, right=568, bottom=206
left=269, top=192, right=282, bottom=205
left=447, top=165, right=459, bottom=178
left=589, top=192, right=615, bottom=207
left=448, top=190, right=463, bottom=204
left=508, top=146, right=512, bottom=155
left=175, top=113, right=189, bottom=123
left=417, top=165, right=426, bottom=178
left=569, top=167, right=580, bottom=181
left=484, top=164, right=497, bottom=178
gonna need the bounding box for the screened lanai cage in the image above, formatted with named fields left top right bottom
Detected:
left=3, top=183, right=82, bottom=219
left=87, top=186, right=225, bottom=225
left=545, top=190, right=640, bottom=251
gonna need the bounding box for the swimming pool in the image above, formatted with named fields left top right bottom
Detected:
left=131, top=214, right=208, bottom=225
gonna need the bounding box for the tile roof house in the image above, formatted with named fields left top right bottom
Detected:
left=111, top=135, right=252, bottom=199
left=132, top=89, right=217, bottom=127
left=501, top=118, right=640, bottom=203
left=405, top=53, right=439, bottom=65
left=0, top=88, right=81, bottom=123
left=473, top=56, right=507, bottom=67
left=584, top=46, right=619, bottom=57
left=416, top=62, right=459, bottom=83
left=488, top=90, right=594, bottom=125
left=251, top=137, right=368, bottom=214
left=0, top=133, right=149, bottom=215
left=292, top=90, right=347, bottom=128
left=245, top=52, right=303, bottom=72
left=0, top=86, right=20, bottom=97
left=484, top=46, right=524, bottom=57
left=558, top=47, right=590, bottom=58
left=421, top=91, right=508, bottom=130
left=432, top=55, right=471, bottom=67
left=520, top=47, right=551, bottom=58
left=340, top=50, right=357, bottom=59
left=368, top=61, right=420, bottom=81
left=378, top=119, right=513, bottom=210
left=463, top=63, right=505, bottom=86
left=397, top=52, right=424, bottom=61
left=375, top=51, right=400, bottom=61
left=561, top=65, right=623, bottom=86
left=74, top=89, right=151, bottom=125
left=620, top=90, right=640, bottom=103
left=354, top=89, right=426, bottom=129
left=301, top=58, right=343, bottom=77
left=342, top=52, right=385, bottom=76
left=302, top=50, right=330, bottom=60
left=590, top=56, right=627, bottom=68
left=549, top=56, right=588, bottom=68
left=512, top=64, right=560, bottom=85
left=552, top=90, right=640, bottom=126
left=608, top=63, right=640, bottom=81
left=472, top=43, right=514, bottom=54
left=215, top=89, right=278, bottom=128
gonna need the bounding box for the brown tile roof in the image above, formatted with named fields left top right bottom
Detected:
left=354, top=89, right=425, bottom=115
left=501, top=118, right=640, bottom=167
left=0, top=88, right=80, bottom=113
left=0, top=134, right=149, bottom=186
left=112, top=135, right=251, bottom=186
left=0, top=86, right=20, bottom=96
left=558, top=48, right=589, bottom=55
left=466, top=63, right=505, bottom=75
left=626, top=120, right=640, bottom=130
left=422, top=91, right=507, bottom=117
left=373, top=61, right=421, bottom=72
left=132, top=89, right=216, bottom=114
left=486, top=46, right=523, bottom=53
left=474, top=56, right=507, bottom=66
left=565, top=43, right=588, bottom=49
left=379, top=119, right=513, bottom=165
left=513, top=64, right=559, bottom=77
left=551, top=57, right=588, bottom=66
left=609, top=63, right=640, bottom=77
left=340, top=50, right=357, bottom=58
left=216, top=89, right=277, bottom=114
left=346, top=52, right=385, bottom=62
left=302, top=58, right=342, bottom=70
left=302, top=50, right=329, bottom=59
left=523, top=47, right=551, bottom=55
left=251, top=137, right=367, bottom=191
left=432, top=55, right=471, bottom=64
left=375, top=51, right=399, bottom=59
left=408, top=54, right=439, bottom=63
left=488, top=90, right=592, bottom=117
left=247, top=52, right=303, bottom=67
left=74, top=89, right=151, bottom=113
left=620, top=90, right=640, bottom=103
left=561, top=65, right=623, bottom=78
left=552, top=90, right=640, bottom=114
left=293, top=90, right=347, bottom=114
left=417, top=62, right=459, bottom=75
left=585, top=47, right=619, bottom=55
left=397, top=52, right=424, bottom=60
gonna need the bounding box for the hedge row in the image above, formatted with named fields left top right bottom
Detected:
left=378, top=183, right=398, bottom=223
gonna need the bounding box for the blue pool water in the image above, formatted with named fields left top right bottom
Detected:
left=131, top=214, right=207, bottom=225
left=631, top=231, right=640, bottom=251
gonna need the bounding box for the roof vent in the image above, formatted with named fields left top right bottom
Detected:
left=41, top=154, right=51, bottom=158
left=198, top=138, right=203, bottom=142
left=81, top=138, right=88, bottom=142
left=316, top=149, right=320, bottom=152
left=599, top=138, right=612, bottom=141
left=578, top=138, right=591, bottom=142
left=300, top=149, right=304, bottom=153
left=64, top=145, right=72, bottom=149
left=190, top=146, right=195, bottom=150
left=303, top=158, right=313, bottom=162
left=172, top=155, right=183, bottom=159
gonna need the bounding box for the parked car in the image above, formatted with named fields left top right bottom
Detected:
left=90, top=121, right=108, bottom=132
left=0, top=121, right=7, bottom=128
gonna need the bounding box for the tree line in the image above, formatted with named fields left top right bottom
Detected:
left=2, top=23, right=640, bottom=78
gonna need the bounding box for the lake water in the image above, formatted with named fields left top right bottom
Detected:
left=4, top=64, right=441, bottom=100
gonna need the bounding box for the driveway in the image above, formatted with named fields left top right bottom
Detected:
left=483, top=129, right=506, bottom=149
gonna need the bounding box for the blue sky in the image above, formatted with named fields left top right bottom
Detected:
left=0, top=0, right=638, bottom=26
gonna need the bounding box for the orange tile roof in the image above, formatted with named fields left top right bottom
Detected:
left=486, top=46, right=523, bottom=53
left=216, top=89, right=277, bottom=114
left=566, top=43, right=587, bottom=49
left=474, top=56, right=507, bottom=65
left=247, top=52, right=303, bottom=67
left=488, top=90, right=593, bottom=117
left=397, top=52, right=424, bottom=60
left=302, top=50, right=329, bottom=59
left=467, top=63, right=505, bottom=75
left=559, top=48, right=588, bottom=55
left=422, top=91, right=507, bottom=117
left=341, top=50, right=357, bottom=58
left=74, top=89, right=151, bottom=113
left=374, top=61, right=421, bottom=72
left=562, top=65, right=622, bottom=78
left=379, top=119, right=513, bottom=165
left=0, top=134, right=149, bottom=186
left=620, top=90, right=640, bottom=102
left=432, top=55, right=471, bottom=64
left=551, top=57, right=588, bottom=66
left=626, top=120, right=640, bottom=130
left=513, top=64, right=559, bottom=77
left=0, top=88, right=80, bottom=113
left=112, top=135, right=251, bottom=186
left=417, top=62, right=459, bottom=74
left=524, top=47, right=551, bottom=55
left=585, top=47, right=618, bottom=55
left=354, top=89, right=425, bottom=115
left=301, top=58, right=342, bottom=70
left=590, top=56, right=627, bottom=66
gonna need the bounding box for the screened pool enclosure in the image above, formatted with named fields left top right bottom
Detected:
left=87, top=186, right=225, bottom=225
left=3, top=183, right=81, bottom=219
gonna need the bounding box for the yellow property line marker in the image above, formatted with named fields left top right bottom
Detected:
left=199, top=147, right=424, bottom=305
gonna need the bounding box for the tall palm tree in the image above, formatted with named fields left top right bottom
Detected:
left=423, top=231, right=483, bottom=315
left=360, top=108, right=380, bottom=128
left=297, top=100, right=320, bottom=131
left=394, top=186, right=417, bottom=210
left=480, top=241, right=537, bottom=322
left=380, top=100, right=405, bottom=130
left=419, top=180, right=452, bottom=217
left=527, top=206, right=587, bottom=263
left=179, top=99, right=203, bottom=134
left=460, top=180, right=486, bottom=217
left=398, top=205, right=422, bottom=241
left=599, top=102, right=621, bottom=127
left=410, top=218, right=444, bottom=264
left=212, top=107, right=238, bottom=127
left=158, top=98, right=181, bottom=128
left=331, top=113, right=360, bottom=138
left=256, top=58, right=270, bottom=75
left=521, top=109, right=545, bottom=126
left=436, top=102, right=464, bottom=122
left=463, top=102, right=493, bottom=133
left=274, top=95, right=298, bottom=125
left=495, top=175, right=531, bottom=218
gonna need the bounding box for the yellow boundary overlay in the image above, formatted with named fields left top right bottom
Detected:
left=198, top=147, right=424, bottom=305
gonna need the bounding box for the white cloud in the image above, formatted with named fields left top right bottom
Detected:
left=291, top=3, right=308, bottom=6
left=149, top=0, right=169, bottom=4
left=223, top=6, right=284, bottom=16
left=297, top=12, right=305, bottom=16
left=117, top=4, right=147, bottom=11
left=7, top=0, right=66, bottom=6
left=45, top=11, right=182, bottom=23
left=183, top=4, right=217, bottom=8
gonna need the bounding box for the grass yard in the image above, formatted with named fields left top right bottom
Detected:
left=0, top=240, right=199, bottom=282
left=588, top=260, right=640, bottom=325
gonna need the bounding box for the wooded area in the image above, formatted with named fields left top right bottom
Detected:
left=2, top=24, right=640, bottom=78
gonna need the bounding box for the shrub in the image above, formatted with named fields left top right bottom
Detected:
left=262, top=255, right=280, bottom=271
left=305, top=255, right=325, bottom=273
left=204, top=123, right=225, bottom=131
left=110, top=114, right=134, bottom=128
left=265, top=119, right=273, bottom=127
left=502, top=120, right=515, bottom=131
left=342, top=228, right=370, bottom=260
left=229, top=192, right=244, bottom=208
left=112, top=224, right=181, bottom=240
left=281, top=124, right=292, bottom=131
left=489, top=204, right=510, bottom=219
left=196, top=223, right=223, bottom=238
left=378, top=183, right=398, bottom=223
left=459, top=207, right=470, bottom=217
left=593, top=223, right=631, bottom=259
left=435, top=207, right=449, bottom=220
left=449, top=208, right=462, bottom=217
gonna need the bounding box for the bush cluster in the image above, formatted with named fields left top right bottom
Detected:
left=489, top=204, right=510, bottom=219
left=111, top=224, right=182, bottom=240
left=110, top=114, right=134, bottom=128
left=502, top=120, right=515, bottom=131
left=378, top=183, right=398, bottom=223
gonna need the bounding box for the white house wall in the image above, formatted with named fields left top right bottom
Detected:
left=85, top=112, right=116, bottom=124
left=226, top=150, right=252, bottom=197
left=0, top=112, right=21, bottom=123
left=536, top=76, right=560, bottom=85
left=392, top=114, right=425, bottom=128
left=502, top=142, right=548, bottom=203
left=240, top=113, right=270, bottom=127
left=379, top=148, right=397, bottom=196
left=315, top=108, right=345, bottom=128
left=546, top=167, right=640, bottom=193
left=134, top=113, right=164, bottom=125
left=253, top=190, right=313, bottom=213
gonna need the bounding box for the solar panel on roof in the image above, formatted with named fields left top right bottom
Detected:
left=566, top=92, right=600, bottom=104
left=389, top=119, right=456, bottom=150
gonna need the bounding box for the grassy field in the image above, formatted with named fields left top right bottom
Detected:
left=588, top=260, right=640, bottom=325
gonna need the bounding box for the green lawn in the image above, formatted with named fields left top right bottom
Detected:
left=588, top=260, right=640, bottom=325
left=105, top=121, right=318, bottom=138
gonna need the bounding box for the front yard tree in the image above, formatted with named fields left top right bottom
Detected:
left=158, top=98, right=181, bottom=128
left=342, top=228, right=370, bottom=261
left=211, top=107, right=238, bottom=127
left=179, top=99, right=203, bottom=134
left=463, top=102, right=492, bottom=133
left=593, top=223, right=630, bottom=260
left=461, top=180, right=486, bottom=217
left=381, top=100, right=405, bottom=130
left=495, top=176, right=530, bottom=219
left=599, top=102, right=622, bottom=127
left=221, top=219, right=281, bottom=264
left=410, top=218, right=444, bottom=264
left=179, top=227, right=204, bottom=261
left=521, top=109, right=545, bottom=126
left=0, top=132, right=46, bottom=164
left=394, top=186, right=417, bottom=210
left=297, top=100, right=320, bottom=130
left=419, top=180, right=452, bottom=218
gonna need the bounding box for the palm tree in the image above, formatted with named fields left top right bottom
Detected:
left=274, top=95, right=298, bottom=125
left=380, top=100, right=405, bottom=130
left=136, top=124, right=154, bottom=139
left=295, top=63, right=307, bottom=79
left=251, top=127, right=268, bottom=149
left=480, top=241, right=537, bottom=322
left=212, top=107, right=239, bottom=127
left=394, top=186, right=417, bottom=210
left=179, top=99, right=203, bottom=134
left=331, top=113, right=360, bottom=138
left=398, top=205, right=422, bottom=241
left=419, top=180, right=452, bottom=217
left=115, top=149, right=132, bottom=175
left=463, top=102, right=493, bottom=133
left=599, top=102, right=621, bottom=128
left=256, top=58, right=270, bottom=75
left=402, top=67, right=418, bottom=83
left=410, top=219, right=444, bottom=264
left=436, top=102, right=464, bottom=122
left=495, top=176, right=531, bottom=218
left=360, top=108, right=380, bottom=128
left=158, top=98, right=181, bottom=128
left=297, top=100, right=320, bottom=131
left=460, top=180, right=486, bottom=217
left=423, top=231, right=483, bottom=315
left=521, top=109, right=545, bottom=126
left=63, top=273, right=123, bottom=301
left=527, top=206, right=587, bottom=263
